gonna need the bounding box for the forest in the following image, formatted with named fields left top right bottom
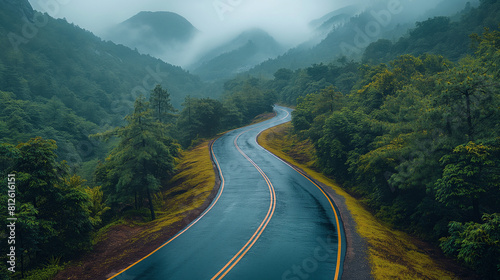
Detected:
left=0, top=1, right=274, bottom=277
left=0, top=84, right=274, bottom=278
left=1, top=0, right=499, bottom=278
left=246, top=1, right=500, bottom=277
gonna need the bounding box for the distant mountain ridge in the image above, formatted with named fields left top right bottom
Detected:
left=190, top=28, right=285, bottom=81
left=248, top=0, right=479, bottom=78
left=105, top=11, right=199, bottom=65
left=309, top=4, right=363, bottom=32
left=0, top=0, right=207, bottom=162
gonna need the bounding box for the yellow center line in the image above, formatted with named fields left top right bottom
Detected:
left=108, top=108, right=291, bottom=280
left=301, top=175, right=342, bottom=280
left=210, top=129, right=277, bottom=280
left=258, top=109, right=343, bottom=280
left=107, top=140, right=226, bottom=280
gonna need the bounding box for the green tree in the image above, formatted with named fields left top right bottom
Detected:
left=177, top=97, right=225, bottom=147
left=95, top=96, right=177, bottom=220
left=84, top=185, right=110, bottom=227
left=435, top=57, right=499, bottom=142
left=471, top=26, right=500, bottom=77
left=0, top=137, right=93, bottom=274
left=435, top=142, right=500, bottom=222
left=440, top=213, right=500, bottom=279
left=149, top=84, right=176, bottom=125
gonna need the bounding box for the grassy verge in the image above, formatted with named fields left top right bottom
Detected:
left=54, top=140, right=218, bottom=280
left=258, top=123, right=457, bottom=280
left=106, top=139, right=219, bottom=273
left=55, top=112, right=278, bottom=280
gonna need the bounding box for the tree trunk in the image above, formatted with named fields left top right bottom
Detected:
left=472, top=197, right=480, bottom=222
left=147, top=188, right=156, bottom=220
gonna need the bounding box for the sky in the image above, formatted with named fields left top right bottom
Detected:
left=26, top=0, right=474, bottom=67
left=27, top=0, right=357, bottom=46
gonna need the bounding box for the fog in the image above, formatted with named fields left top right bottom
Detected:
left=29, top=0, right=357, bottom=44
left=27, top=0, right=476, bottom=67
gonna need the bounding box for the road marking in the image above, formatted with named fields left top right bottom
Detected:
left=107, top=108, right=292, bottom=279
left=258, top=107, right=344, bottom=280
left=107, top=139, right=226, bottom=280
left=210, top=128, right=277, bottom=280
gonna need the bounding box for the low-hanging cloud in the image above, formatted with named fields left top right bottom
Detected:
left=27, top=0, right=471, bottom=67
left=28, top=0, right=356, bottom=45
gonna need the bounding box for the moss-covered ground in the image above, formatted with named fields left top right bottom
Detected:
left=258, top=122, right=461, bottom=280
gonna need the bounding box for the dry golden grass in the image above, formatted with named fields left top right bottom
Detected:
left=258, top=123, right=456, bottom=280
left=135, top=141, right=217, bottom=240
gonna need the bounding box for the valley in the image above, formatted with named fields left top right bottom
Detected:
left=1, top=0, right=498, bottom=279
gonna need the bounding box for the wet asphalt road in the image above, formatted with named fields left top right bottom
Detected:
left=111, top=106, right=345, bottom=280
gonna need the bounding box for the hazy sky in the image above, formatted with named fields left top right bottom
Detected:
left=28, top=0, right=357, bottom=45
left=27, top=0, right=472, bottom=66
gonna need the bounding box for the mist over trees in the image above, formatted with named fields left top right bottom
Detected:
left=251, top=2, right=499, bottom=277
left=1, top=0, right=500, bottom=278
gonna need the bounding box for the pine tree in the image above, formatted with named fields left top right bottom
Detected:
left=95, top=96, right=177, bottom=220
left=149, top=84, right=176, bottom=124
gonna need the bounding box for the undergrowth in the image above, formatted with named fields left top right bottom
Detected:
left=258, top=122, right=456, bottom=280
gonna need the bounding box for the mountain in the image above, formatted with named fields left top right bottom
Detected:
left=0, top=0, right=34, bottom=19
left=105, top=11, right=199, bottom=66
left=190, top=29, right=285, bottom=81
left=247, top=0, right=479, bottom=78
left=0, top=0, right=206, bottom=163
left=309, top=5, right=363, bottom=34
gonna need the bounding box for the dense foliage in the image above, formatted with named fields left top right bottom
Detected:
left=1, top=0, right=500, bottom=278
left=176, top=77, right=275, bottom=147
left=0, top=2, right=206, bottom=164
left=282, top=28, right=499, bottom=280
left=0, top=138, right=99, bottom=277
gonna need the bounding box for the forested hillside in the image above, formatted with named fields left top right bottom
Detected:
left=0, top=1, right=275, bottom=278
left=1, top=0, right=499, bottom=278
left=248, top=0, right=484, bottom=77
left=230, top=1, right=500, bottom=278
left=0, top=0, right=206, bottom=164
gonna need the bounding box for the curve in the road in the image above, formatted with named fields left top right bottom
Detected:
left=261, top=142, right=344, bottom=280
left=211, top=129, right=276, bottom=280
left=107, top=106, right=345, bottom=280
left=107, top=139, right=227, bottom=280
left=210, top=110, right=294, bottom=279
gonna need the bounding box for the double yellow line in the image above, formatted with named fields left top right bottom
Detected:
left=210, top=130, right=277, bottom=279
left=107, top=140, right=226, bottom=280
left=108, top=109, right=343, bottom=280
left=259, top=121, right=343, bottom=280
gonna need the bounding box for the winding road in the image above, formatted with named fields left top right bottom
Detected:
left=109, top=106, right=346, bottom=280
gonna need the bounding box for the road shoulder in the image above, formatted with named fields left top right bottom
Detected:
left=54, top=140, right=221, bottom=280
left=258, top=123, right=373, bottom=280
left=258, top=122, right=463, bottom=280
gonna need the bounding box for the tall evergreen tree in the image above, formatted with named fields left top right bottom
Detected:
left=149, top=84, right=176, bottom=124
left=95, top=96, right=177, bottom=220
